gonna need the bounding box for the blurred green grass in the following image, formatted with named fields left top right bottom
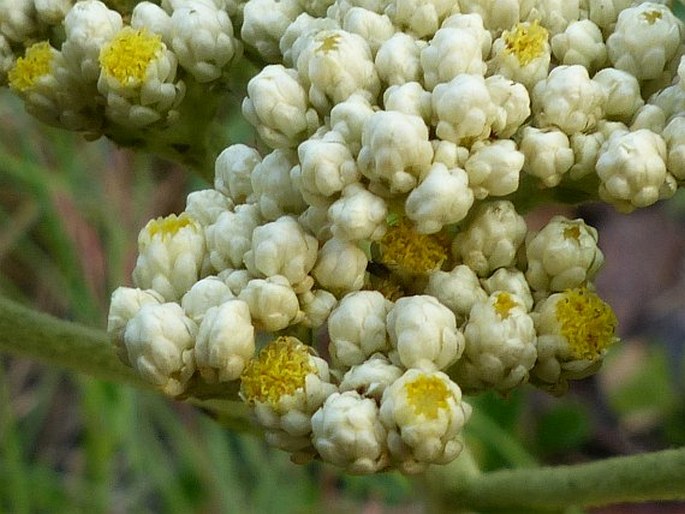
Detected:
left=1, top=69, right=684, bottom=513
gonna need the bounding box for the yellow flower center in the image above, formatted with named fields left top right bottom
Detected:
left=494, top=292, right=518, bottom=319
left=405, top=375, right=451, bottom=419
left=379, top=218, right=447, bottom=275
left=100, top=27, right=162, bottom=86
left=8, top=41, right=54, bottom=92
left=642, top=10, right=662, bottom=24
left=563, top=225, right=581, bottom=241
left=317, top=33, right=341, bottom=54
left=240, top=336, right=315, bottom=410
left=504, top=20, right=549, bottom=66
left=556, top=287, right=618, bottom=361
left=145, top=213, right=196, bottom=240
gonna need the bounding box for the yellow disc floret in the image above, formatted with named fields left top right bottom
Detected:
left=494, top=292, right=518, bottom=319
left=379, top=218, right=448, bottom=275
left=504, top=20, right=549, bottom=66
left=555, top=287, right=618, bottom=361
left=405, top=375, right=451, bottom=419
left=240, top=336, right=315, bottom=410
left=145, top=213, right=197, bottom=240
left=563, top=225, right=581, bottom=241
left=8, top=42, right=54, bottom=92
left=100, top=27, right=163, bottom=86
left=317, top=33, right=342, bottom=54
left=642, top=10, right=662, bottom=24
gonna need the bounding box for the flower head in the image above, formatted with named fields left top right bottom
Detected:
left=240, top=336, right=337, bottom=453
left=132, top=213, right=206, bottom=302
left=100, top=27, right=163, bottom=87
left=240, top=336, right=315, bottom=410
left=107, top=286, right=165, bottom=365
left=194, top=299, right=255, bottom=383
left=386, top=295, right=463, bottom=371
left=379, top=217, right=448, bottom=276
left=9, top=42, right=54, bottom=92
left=606, top=3, right=681, bottom=80
left=123, top=302, right=197, bottom=396
left=404, top=374, right=451, bottom=419
left=380, top=369, right=471, bottom=473
left=338, top=355, right=403, bottom=401
left=452, top=200, right=527, bottom=277
left=493, top=291, right=518, bottom=319
left=504, top=20, right=549, bottom=67
left=328, top=290, right=393, bottom=368
left=554, top=286, right=618, bottom=361
left=405, top=163, right=474, bottom=235
left=490, top=20, right=551, bottom=90
left=525, top=215, right=604, bottom=293
left=169, top=0, right=239, bottom=83
left=451, top=291, right=537, bottom=393
left=98, top=25, right=184, bottom=127
left=533, top=287, right=618, bottom=394
left=312, top=237, right=368, bottom=296
left=311, top=391, right=389, bottom=474
left=425, top=265, right=488, bottom=324
left=61, top=0, right=123, bottom=83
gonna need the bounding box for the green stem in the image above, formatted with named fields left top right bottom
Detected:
left=432, top=447, right=685, bottom=511
left=420, top=447, right=482, bottom=514
left=0, top=295, right=251, bottom=429
left=0, top=295, right=144, bottom=388
left=103, top=77, right=223, bottom=183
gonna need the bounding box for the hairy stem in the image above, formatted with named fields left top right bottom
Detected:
left=430, top=447, right=685, bottom=511
left=0, top=295, right=144, bottom=387
left=0, top=296, right=251, bottom=430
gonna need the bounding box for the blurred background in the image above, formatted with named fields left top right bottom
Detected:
left=0, top=81, right=684, bottom=513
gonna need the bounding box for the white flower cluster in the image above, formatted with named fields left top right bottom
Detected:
left=107, top=178, right=617, bottom=474
left=2, top=0, right=241, bottom=134
left=98, top=0, right=685, bottom=474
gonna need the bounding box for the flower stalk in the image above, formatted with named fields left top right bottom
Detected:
left=0, top=295, right=143, bottom=387
left=0, top=295, right=253, bottom=430
left=428, top=447, right=685, bottom=511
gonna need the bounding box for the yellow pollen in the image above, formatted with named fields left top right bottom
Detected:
left=494, top=292, right=518, bottom=319
left=379, top=218, right=448, bottom=275
left=556, top=287, right=618, bottom=361
left=146, top=213, right=196, bottom=239
left=405, top=375, right=451, bottom=419
left=8, top=42, right=54, bottom=92
left=504, top=20, right=549, bottom=66
left=642, top=10, right=662, bottom=24
left=100, top=27, right=162, bottom=86
left=317, top=34, right=341, bottom=54
left=563, top=225, right=581, bottom=241
left=240, top=336, right=315, bottom=410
